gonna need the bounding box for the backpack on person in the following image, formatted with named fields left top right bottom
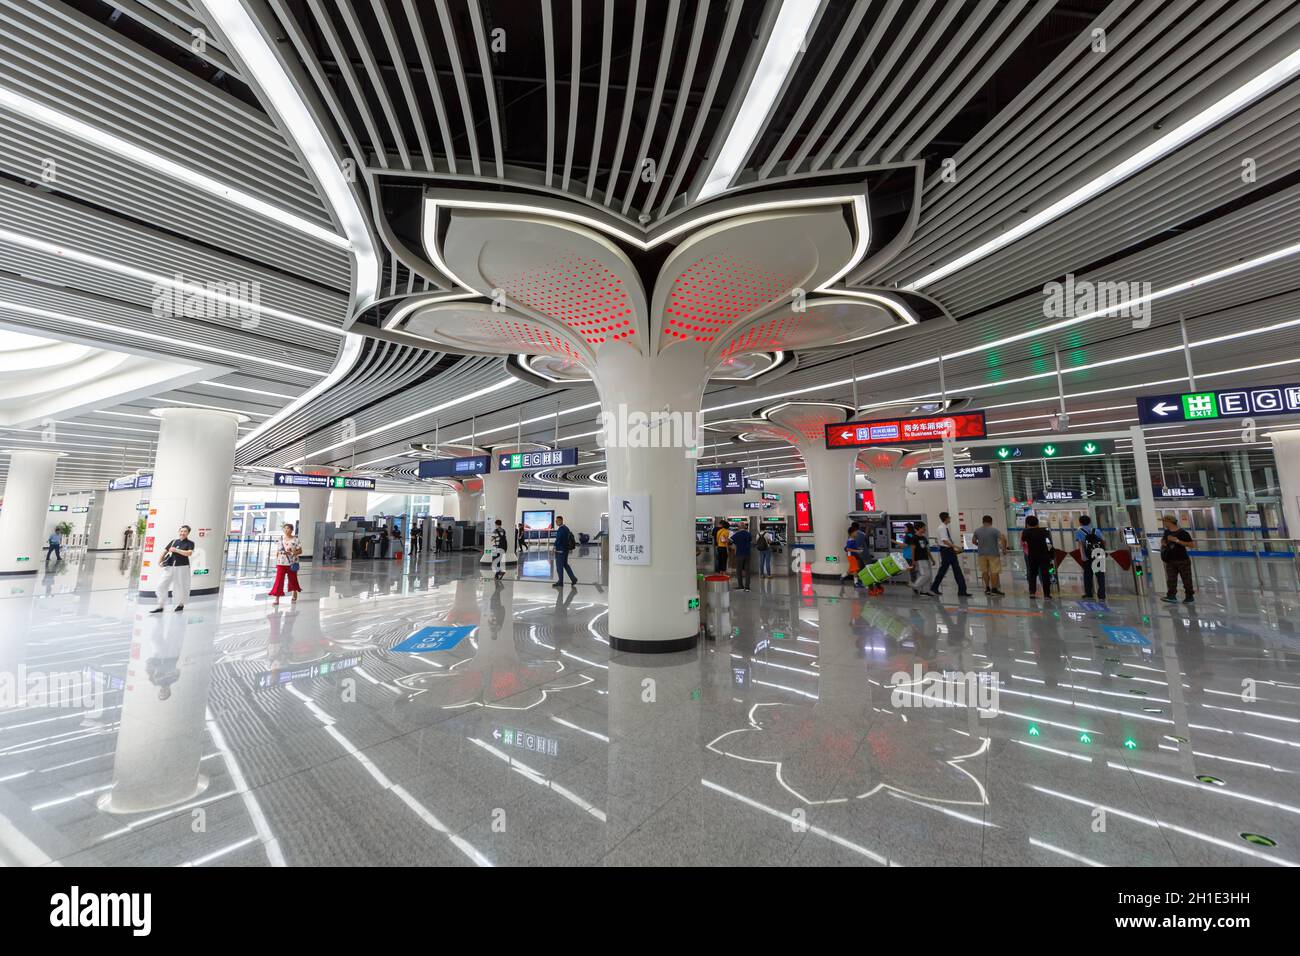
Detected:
left=1081, top=527, right=1103, bottom=558
left=756, top=532, right=769, bottom=552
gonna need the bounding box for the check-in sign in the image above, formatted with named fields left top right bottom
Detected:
left=1137, top=384, right=1300, bottom=424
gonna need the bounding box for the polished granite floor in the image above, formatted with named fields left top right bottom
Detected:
left=1, top=545, right=1297, bottom=867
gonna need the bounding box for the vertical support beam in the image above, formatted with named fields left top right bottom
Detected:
left=1130, top=425, right=1166, bottom=595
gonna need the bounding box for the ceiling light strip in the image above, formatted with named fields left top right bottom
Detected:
left=905, top=46, right=1300, bottom=289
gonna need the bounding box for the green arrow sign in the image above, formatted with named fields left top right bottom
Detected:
left=1042, top=444, right=1057, bottom=456
left=997, top=447, right=1011, bottom=459
left=1082, top=442, right=1098, bottom=454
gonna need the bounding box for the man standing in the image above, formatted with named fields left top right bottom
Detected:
left=150, top=524, right=195, bottom=613
left=552, top=515, right=578, bottom=587
left=756, top=525, right=774, bottom=577
left=714, top=519, right=731, bottom=575
left=930, top=512, right=971, bottom=597
left=1159, top=514, right=1195, bottom=603
left=490, top=518, right=509, bottom=581
left=45, top=530, right=62, bottom=563
left=1075, top=515, right=1107, bottom=601
left=731, top=522, right=753, bottom=591
left=972, top=515, right=1007, bottom=596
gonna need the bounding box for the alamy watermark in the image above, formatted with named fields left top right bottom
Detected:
left=1043, top=273, right=1152, bottom=329
left=0, top=666, right=103, bottom=710
left=597, top=403, right=705, bottom=458
left=889, top=665, right=1000, bottom=714
left=151, top=274, right=262, bottom=329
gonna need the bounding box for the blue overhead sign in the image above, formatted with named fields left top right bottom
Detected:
left=496, top=448, right=578, bottom=471
left=916, top=464, right=992, bottom=481
left=1137, top=384, right=1300, bottom=424
left=417, top=455, right=491, bottom=479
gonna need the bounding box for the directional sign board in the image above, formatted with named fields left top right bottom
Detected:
left=825, top=411, right=986, bottom=449
left=971, top=439, right=1113, bottom=463
left=417, top=455, right=491, bottom=479
left=744, top=477, right=765, bottom=491
left=496, top=447, right=578, bottom=471
left=1155, top=484, right=1204, bottom=498
left=916, top=464, right=992, bottom=481
left=612, top=493, right=650, bottom=565
left=1136, top=384, right=1300, bottom=424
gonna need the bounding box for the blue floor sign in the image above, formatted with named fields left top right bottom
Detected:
left=392, top=625, right=475, bottom=653
left=1103, top=626, right=1151, bottom=647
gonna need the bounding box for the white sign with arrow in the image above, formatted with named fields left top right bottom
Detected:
left=611, top=493, right=650, bottom=565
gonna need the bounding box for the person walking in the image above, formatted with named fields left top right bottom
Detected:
left=843, top=521, right=864, bottom=587
left=490, top=519, right=509, bottom=581
left=756, top=525, right=775, bottom=577
left=269, top=522, right=302, bottom=606
left=44, top=529, right=62, bottom=563
left=1159, top=514, right=1196, bottom=603
left=911, top=521, right=934, bottom=595
left=1021, top=515, right=1054, bottom=599
left=1075, top=515, right=1107, bottom=601
left=552, top=515, right=579, bottom=587
left=150, top=524, right=195, bottom=613
left=930, top=512, right=971, bottom=597
left=900, top=521, right=918, bottom=587
left=713, top=520, right=731, bottom=575
left=515, top=521, right=527, bottom=553
left=731, top=522, right=753, bottom=590
left=972, top=515, right=1008, bottom=596
left=410, top=522, right=422, bottom=557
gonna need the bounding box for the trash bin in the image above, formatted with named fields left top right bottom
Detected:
left=702, top=574, right=731, bottom=640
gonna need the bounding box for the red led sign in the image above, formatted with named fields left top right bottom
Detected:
left=824, top=411, right=987, bottom=449
left=794, top=490, right=813, bottom=533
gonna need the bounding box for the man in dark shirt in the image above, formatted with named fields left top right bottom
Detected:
left=552, top=516, right=578, bottom=587
left=1159, top=514, right=1196, bottom=603
left=730, top=524, right=753, bottom=591
left=1020, top=515, right=1054, bottom=599
left=150, top=525, right=195, bottom=613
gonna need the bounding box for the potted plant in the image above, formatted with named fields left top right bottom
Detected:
left=54, top=521, right=73, bottom=537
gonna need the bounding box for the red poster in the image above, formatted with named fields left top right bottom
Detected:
left=794, top=491, right=813, bottom=533
left=856, top=490, right=877, bottom=512
left=825, top=411, right=987, bottom=449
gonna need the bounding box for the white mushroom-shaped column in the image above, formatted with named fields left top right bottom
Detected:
left=398, top=188, right=919, bottom=650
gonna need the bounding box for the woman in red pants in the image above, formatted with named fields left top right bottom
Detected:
left=269, top=522, right=302, bottom=606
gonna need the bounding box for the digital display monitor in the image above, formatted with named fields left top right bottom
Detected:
left=825, top=411, right=987, bottom=449
left=521, top=509, right=554, bottom=531
left=417, top=455, right=491, bottom=478
left=855, top=489, right=877, bottom=512
left=794, top=490, right=813, bottom=533
left=696, top=467, right=744, bottom=495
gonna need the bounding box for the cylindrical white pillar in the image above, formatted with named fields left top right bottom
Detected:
left=295, top=466, right=337, bottom=561
left=0, top=449, right=62, bottom=575
left=100, top=609, right=218, bottom=813
left=137, top=408, right=244, bottom=599
left=479, top=465, right=523, bottom=565
left=592, top=344, right=706, bottom=652
left=801, top=444, right=857, bottom=579
left=1270, top=430, right=1300, bottom=539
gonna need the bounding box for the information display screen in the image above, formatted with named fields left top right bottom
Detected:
left=825, top=411, right=987, bottom=449
left=696, top=467, right=745, bottom=495
left=521, top=509, right=554, bottom=531
left=794, top=490, right=813, bottom=532
left=744, top=477, right=765, bottom=491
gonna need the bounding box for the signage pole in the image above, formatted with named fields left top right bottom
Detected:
left=851, top=356, right=859, bottom=412
left=1178, top=313, right=1196, bottom=390
left=1054, top=349, right=1067, bottom=418
left=942, top=437, right=960, bottom=544
left=1130, top=425, right=1166, bottom=595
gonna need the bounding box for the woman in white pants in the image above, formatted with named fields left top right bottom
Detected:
left=151, top=525, right=195, bottom=613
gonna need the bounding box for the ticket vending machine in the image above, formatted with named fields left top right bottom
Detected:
left=848, top=511, right=892, bottom=552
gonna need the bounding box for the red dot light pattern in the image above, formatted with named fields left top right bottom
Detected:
left=467, top=316, right=581, bottom=359
left=502, top=253, right=635, bottom=345
left=664, top=255, right=798, bottom=343
left=720, top=312, right=800, bottom=358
